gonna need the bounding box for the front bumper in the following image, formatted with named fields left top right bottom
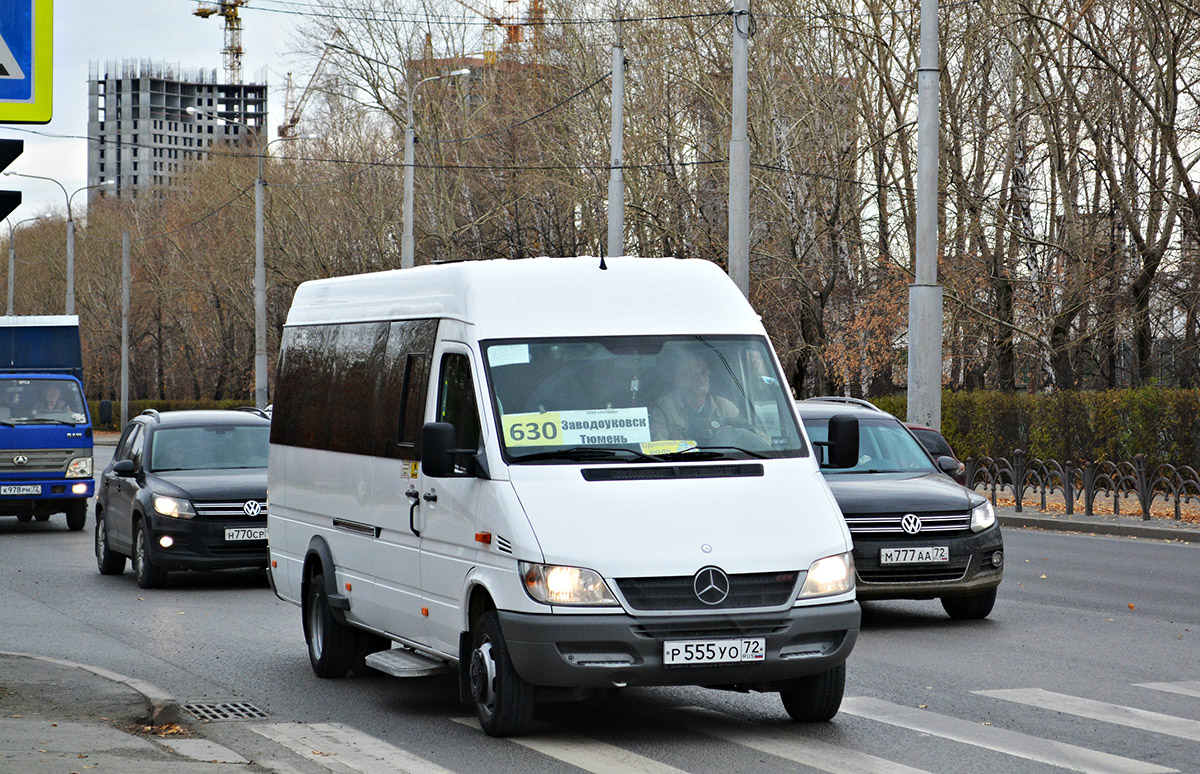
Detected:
left=852, top=525, right=1003, bottom=600
left=499, top=600, right=860, bottom=689
left=144, top=513, right=268, bottom=572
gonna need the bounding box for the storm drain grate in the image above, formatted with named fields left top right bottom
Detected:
left=182, top=701, right=269, bottom=721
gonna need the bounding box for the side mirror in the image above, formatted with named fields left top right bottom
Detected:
left=937, top=455, right=961, bottom=476
left=420, top=422, right=490, bottom=479
left=113, top=459, right=136, bottom=477
left=98, top=400, right=113, bottom=425
left=826, top=415, right=860, bottom=469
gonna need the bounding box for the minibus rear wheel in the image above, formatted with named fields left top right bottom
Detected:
left=780, top=662, right=845, bottom=722
left=304, top=573, right=356, bottom=678
left=470, top=610, right=534, bottom=736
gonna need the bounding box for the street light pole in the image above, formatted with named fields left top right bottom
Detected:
left=2, top=172, right=113, bottom=314
left=4, top=215, right=44, bottom=315
left=728, top=0, right=751, bottom=297
left=402, top=69, right=470, bottom=269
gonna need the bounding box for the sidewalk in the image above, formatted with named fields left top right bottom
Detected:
left=0, top=652, right=260, bottom=773
left=993, top=501, right=1200, bottom=543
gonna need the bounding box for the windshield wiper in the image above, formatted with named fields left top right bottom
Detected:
left=512, top=446, right=661, bottom=464
left=24, top=418, right=76, bottom=426
left=656, top=445, right=770, bottom=461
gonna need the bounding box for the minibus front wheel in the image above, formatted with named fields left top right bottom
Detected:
left=470, top=611, right=534, bottom=736
left=780, top=661, right=846, bottom=722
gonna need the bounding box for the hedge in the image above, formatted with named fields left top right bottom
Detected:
left=870, top=389, right=1200, bottom=468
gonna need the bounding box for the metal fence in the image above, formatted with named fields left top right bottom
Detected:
left=966, top=450, right=1200, bottom=520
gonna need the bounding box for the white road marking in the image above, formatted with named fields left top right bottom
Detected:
left=1135, top=681, right=1200, bottom=700
left=841, top=696, right=1176, bottom=774
left=653, top=705, right=932, bottom=774
left=452, top=716, right=688, bottom=773
left=977, top=688, right=1200, bottom=743
left=251, top=722, right=454, bottom=774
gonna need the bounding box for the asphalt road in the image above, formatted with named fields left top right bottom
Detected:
left=0, top=444, right=1197, bottom=773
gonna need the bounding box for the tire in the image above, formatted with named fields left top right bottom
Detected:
left=95, top=511, right=127, bottom=576
left=15, top=513, right=32, bottom=523
left=132, top=521, right=166, bottom=589
left=780, top=662, right=846, bottom=722
left=34, top=514, right=50, bottom=522
left=469, top=610, right=534, bottom=737
left=66, top=501, right=87, bottom=531
left=351, top=631, right=392, bottom=676
left=941, top=588, right=997, bottom=620
left=303, top=573, right=356, bottom=678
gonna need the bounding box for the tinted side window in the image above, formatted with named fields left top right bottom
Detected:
left=128, top=426, right=146, bottom=469
left=326, top=322, right=389, bottom=455
left=114, top=423, right=141, bottom=461
left=437, top=353, right=481, bottom=451
left=374, top=320, right=437, bottom=459
left=272, top=325, right=336, bottom=449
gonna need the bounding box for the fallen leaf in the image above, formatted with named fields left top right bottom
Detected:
left=1128, top=603, right=1136, bottom=611
left=1040, top=574, right=1047, bottom=579
left=983, top=722, right=992, bottom=726
left=918, top=704, right=928, bottom=709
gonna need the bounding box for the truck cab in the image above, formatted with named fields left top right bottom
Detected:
left=0, top=316, right=94, bottom=530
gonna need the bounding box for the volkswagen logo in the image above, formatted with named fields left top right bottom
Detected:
left=243, top=500, right=262, bottom=518
left=901, top=513, right=923, bottom=534
left=693, top=566, right=730, bottom=606
left=12, top=455, right=28, bottom=466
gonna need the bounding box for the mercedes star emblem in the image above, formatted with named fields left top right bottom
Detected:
left=693, top=566, right=730, bottom=605
left=901, top=513, right=923, bottom=534
left=243, top=500, right=262, bottom=517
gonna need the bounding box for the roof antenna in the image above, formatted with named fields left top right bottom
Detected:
left=599, top=256, right=608, bottom=270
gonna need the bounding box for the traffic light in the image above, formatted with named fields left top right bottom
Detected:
left=0, top=139, right=23, bottom=220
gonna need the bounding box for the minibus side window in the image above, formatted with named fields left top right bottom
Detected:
left=375, top=320, right=436, bottom=459
left=437, top=353, right=481, bottom=452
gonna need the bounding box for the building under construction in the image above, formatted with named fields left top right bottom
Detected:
left=86, top=60, right=268, bottom=201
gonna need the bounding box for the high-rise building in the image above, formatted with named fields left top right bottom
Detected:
left=87, top=60, right=267, bottom=201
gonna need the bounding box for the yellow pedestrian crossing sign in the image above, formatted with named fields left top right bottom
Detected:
left=0, top=0, right=52, bottom=124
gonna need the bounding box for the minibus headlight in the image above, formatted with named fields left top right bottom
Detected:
left=153, top=496, right=196, bottom=519
left=519, top=562, right=619, bottom=606
left=971, top=499, right=996, bottom=532
left=798, top=552, right=855, bottom=598
left=66, top=456, right=93, bottom=478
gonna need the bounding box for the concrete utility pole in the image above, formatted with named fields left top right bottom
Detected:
left=606, top=5, right=625, bottom=258
left=728, top=0, right=750, bottom=297
left=908, top=0, right=944, bottom=430
left=120, top=231, right=130, bottom=429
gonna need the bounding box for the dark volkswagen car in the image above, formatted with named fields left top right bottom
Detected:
left=95, top=409, right=270, bottom=588
left=796, top=399, right=1003, bottom=619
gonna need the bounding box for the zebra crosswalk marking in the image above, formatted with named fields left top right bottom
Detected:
left=251, top=722, right=454, bottom=774
left=841, top=696, right=1176, bottom=774
left=652, top=705, right=932, bottom=774
left=1135, top=681, right=1200, bottom=700
left=452, top=717, right=688, bottom=773
left=977, top=688, right=1200, bottom=743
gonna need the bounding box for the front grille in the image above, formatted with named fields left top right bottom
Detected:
left=194, top=500, right=267, bottom=520
left=857, top=554, right=972, bottom=583
left=844, top=511, right=971, bottom=536
left=617, top=571, right=799, bottom=611
left=0, top=448, right=75, bottom=474
left=633, top=617, right=791, bottom=640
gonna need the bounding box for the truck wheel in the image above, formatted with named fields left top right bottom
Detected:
left=780, top=662, right=845, bottom=722
left=16, top=513, right=32, bottom=523
left=470, top=610, right=534, bottom=737
left=303, top=573, right=355, bottom=678
left=941, top=588, right=997, bottom=620
left=34, top=514, right=50, bottom=522
left=132, top=521, right=166, bottom=589
left=95, top=511, right=126, bottom=576
left=66, top=501, right=87, bottom=531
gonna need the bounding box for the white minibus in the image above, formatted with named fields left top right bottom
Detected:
left=267, top=257, right=860, bottom=736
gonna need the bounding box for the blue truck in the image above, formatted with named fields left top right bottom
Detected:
left=0, top=316, right=94, bottom=530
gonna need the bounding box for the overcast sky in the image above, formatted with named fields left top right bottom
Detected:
left=2, top=0, right=304, bottom=222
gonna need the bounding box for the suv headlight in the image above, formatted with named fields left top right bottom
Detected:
left=66, top=456, right=93, bottom=478
left=519, top=562, right=619, bottom=606
left=153, top=496, right=196, bottom=519
left=970, top=499, right=996, bottom=532
left=798, top=552, right=855, bottom=598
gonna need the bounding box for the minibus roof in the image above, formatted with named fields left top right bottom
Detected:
left=284, top=257, right=763, bottom=337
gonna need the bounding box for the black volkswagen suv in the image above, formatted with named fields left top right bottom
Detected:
left=796, top=398, right=1003, bottom=619
left=95, top=409, right=270, bottom=588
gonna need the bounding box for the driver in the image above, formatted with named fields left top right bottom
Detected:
left=649, top=349, right=741, bottom=441
left=37, top=383, right=69, bottom=413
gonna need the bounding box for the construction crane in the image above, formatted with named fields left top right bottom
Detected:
left=193, top=1, right=249, bottom=84
left=453, top=0, right=544, bottom=64
left=279, top=48, right=330, bottom=138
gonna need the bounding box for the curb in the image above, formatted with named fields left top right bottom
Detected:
left=0, top=651, right=183, bottom=725
left=997, top=513, right=1200, bottom=543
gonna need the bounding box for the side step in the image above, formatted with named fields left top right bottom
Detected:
left=364, top=647, right=453, bottom=678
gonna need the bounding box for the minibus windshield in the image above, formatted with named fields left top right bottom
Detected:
left=482, top=336, right=807, bottom=463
